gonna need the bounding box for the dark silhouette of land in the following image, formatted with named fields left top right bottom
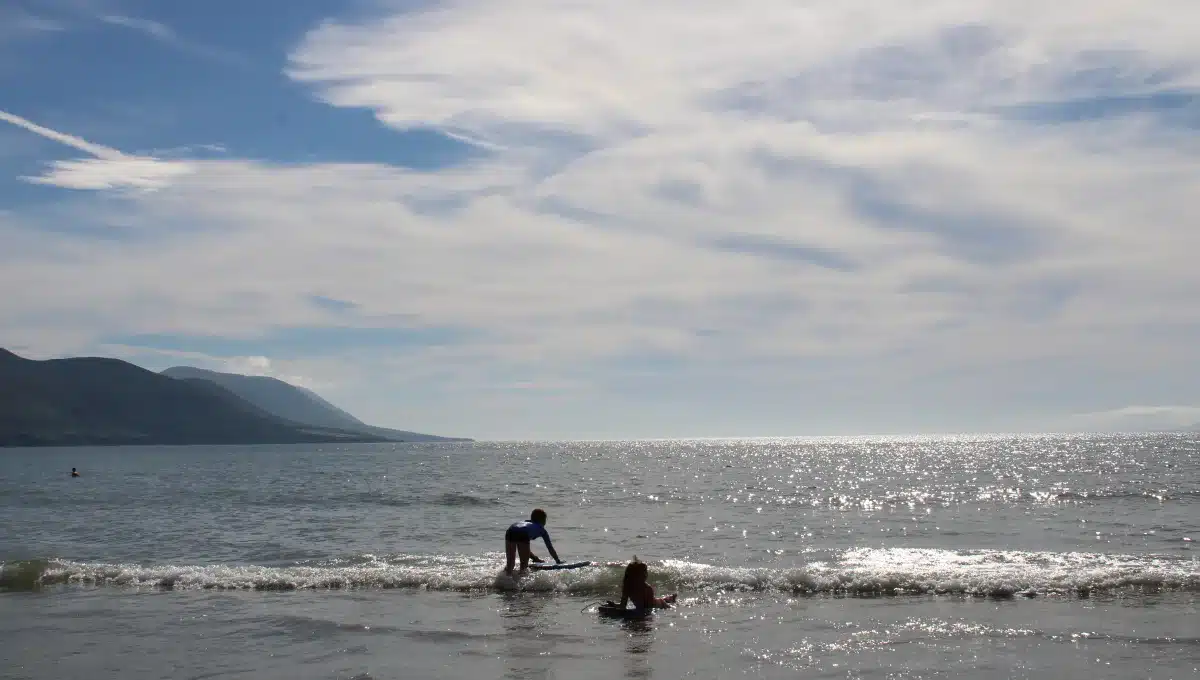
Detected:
left=160, top=366, right=469, bottom=442
left=0, top=348, right=465, bottom=447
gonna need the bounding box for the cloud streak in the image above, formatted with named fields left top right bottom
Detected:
left=98, top=14, right=248, bottom=66
left=99, top=15, right=175, bottom=41
left=0, top=109, right=124, bottom=159
left=0, top=109, right=193, bottom=191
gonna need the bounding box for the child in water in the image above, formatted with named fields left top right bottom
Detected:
left=504, top=508, right=563, bottom=574
left=616, top=557, right=677, bottom=611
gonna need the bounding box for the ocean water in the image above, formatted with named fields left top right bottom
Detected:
left=1, top=433, right=1197, bottom=679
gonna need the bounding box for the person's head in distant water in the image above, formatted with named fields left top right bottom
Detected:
left=531, top=508, right=547, bottom=525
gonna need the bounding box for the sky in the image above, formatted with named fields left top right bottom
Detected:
left=2, top=0, right=1199, bottom=440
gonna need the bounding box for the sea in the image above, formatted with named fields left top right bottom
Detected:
left=1, top=433, right=1197, bottom=679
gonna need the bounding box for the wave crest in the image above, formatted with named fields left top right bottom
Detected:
left=2, top=549, right=1195, bottom=597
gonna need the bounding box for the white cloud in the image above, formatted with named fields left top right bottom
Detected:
left=97, top=344, right=320, bottom=390
left=282, top=0, right=1200, bottom=363
left=288, top=0, right=1200, bottom=139
left=218, top=354, right=317, bottom=388
left=0, top=109, right=194, bottom=192
left=24, top=156, right=196, bottom=191
left=4, top=0, right=1200, bottom=436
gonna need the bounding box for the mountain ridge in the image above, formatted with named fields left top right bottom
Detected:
left=0, top=348, right=391, bottom=447
left=160, top=365, right=469, bottom=442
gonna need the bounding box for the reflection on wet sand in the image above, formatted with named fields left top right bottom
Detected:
left=621, top=617, right=655, bottom=679
left=499, top=593, right=555, bottom=680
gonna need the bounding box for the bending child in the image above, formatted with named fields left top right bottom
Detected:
left=504, top=508, right=562, bottom=574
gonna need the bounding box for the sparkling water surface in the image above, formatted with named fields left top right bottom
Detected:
left=2, top=433, right=1197, bottom=679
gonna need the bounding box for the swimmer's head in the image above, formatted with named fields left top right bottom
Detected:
left=623, top=557, right=648, bottom=588
left=531, top=508, right=547, bottom=525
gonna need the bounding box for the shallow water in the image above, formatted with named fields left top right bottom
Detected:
left=2, top=434, right=1197, bottom=678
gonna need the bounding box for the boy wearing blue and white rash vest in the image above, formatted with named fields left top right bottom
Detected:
left=504, top=508, right=563, bottom=574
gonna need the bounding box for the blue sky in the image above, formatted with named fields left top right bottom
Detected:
left=3, top=0, right=1200, bottom=439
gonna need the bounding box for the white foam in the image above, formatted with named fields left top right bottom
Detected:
left=11, top=548, right=1197, bottom=596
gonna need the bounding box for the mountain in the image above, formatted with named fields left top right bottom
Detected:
left=161, top=366, right=367, bottom=430
left=160, top=366, right=469, bottom=442
left=0, top=348, right=389, bottom=447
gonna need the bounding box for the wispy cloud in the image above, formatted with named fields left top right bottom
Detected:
left=98, top=15, right=174, bottom=41
left=0, top=109, right=123, bottom=159
left=0, top=7, right=67, bottom=43
left=0, top=109, right=193, bottom=191
left=9, top=15, right=67, bottom=35
left=98, top=14, right=246, bottom=66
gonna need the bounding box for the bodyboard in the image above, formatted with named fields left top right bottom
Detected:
left=597, top=602, right=653, bottom=618
left=530, top=560, right=591, bottom=570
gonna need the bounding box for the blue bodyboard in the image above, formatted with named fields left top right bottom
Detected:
left=530, top=560, right=591, bottom=570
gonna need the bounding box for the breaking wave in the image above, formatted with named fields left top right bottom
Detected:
left=2, top=548, right=1196, bottom=597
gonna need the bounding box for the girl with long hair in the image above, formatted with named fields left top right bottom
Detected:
left=618, top=557, right=677, bottom=610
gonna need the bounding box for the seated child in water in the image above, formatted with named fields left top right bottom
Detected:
left=616, top=557, right=677, bottom=610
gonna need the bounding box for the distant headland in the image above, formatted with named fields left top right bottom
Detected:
left=0, top=348, right=470, bottom=447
